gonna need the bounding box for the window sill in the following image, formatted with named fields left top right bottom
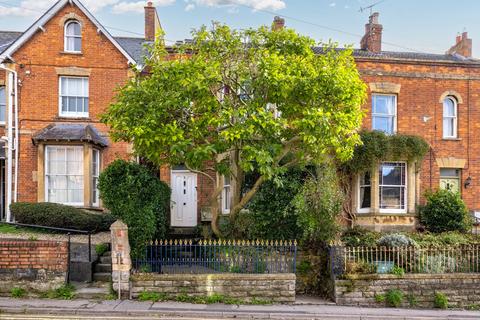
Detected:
left=442, top=137, right=462, bottom=141
left=61, top=51, right=83, bottom=55
left=356, top=212, right=416, bottom=217
left=55, top=116, right=91, bottom=121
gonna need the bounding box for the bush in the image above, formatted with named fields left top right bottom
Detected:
left=419, top=190, right=472, bottom=233
left=341, top=227, right=380, bottom=246
left=98, top=160, right=170, bottom=258
left=377, top=233, right=417, bottom=247
left=419, top=255, right=457, bottom=274
left=11, top=202, right=114, bottom=232
left=434, top=292, right=448, bottom=309
left=385, top=289, right=403, bottom=307
left=10, top=287, right=26, bottom=298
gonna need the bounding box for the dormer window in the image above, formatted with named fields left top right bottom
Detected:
left=64, top=20, right=81, bottom=53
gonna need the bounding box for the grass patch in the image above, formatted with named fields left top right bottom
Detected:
left=374, top=293, right=385, bottom=303
left=385, top=289, right=403, bottom=308
left=95, top=243, right=109, bottom=256
left=434, top=292, right=448, bottom=309
left=0, top=223, right=52, bottom=235
left=40, top=284, right=76, bottom=300
left=10, top=287, right=27, bottom=298
left=139, top=292, right=272, bottom=305
left=138, top=291, right=168, bottom=302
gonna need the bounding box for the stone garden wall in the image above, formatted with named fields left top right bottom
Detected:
left=0, top=240, right=67, bottom=294
left=131, top=273, right=296, bottom=303
left=335, top=273, right=480, bottom=308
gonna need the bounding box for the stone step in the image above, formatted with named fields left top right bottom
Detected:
left=93, top=272, right=112, bottom=282
left=100, top=256, right=112, bottom=264
left=74, top=286, right=111, bottom=300
left=95, top=263, right=112, bottom=273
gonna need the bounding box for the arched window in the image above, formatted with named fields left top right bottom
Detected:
left=64, top=20, right=81, bottom=52
left=443, top=96, right=457, bottom=138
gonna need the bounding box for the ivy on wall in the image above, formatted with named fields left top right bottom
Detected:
left=341, top=130, right=430, bottom=174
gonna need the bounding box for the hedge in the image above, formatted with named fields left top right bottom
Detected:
left=11, top=202, right=115, bottom=232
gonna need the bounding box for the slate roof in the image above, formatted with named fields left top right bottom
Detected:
left=32, top=123, right=109, bottom=147
left=115, top=37, right=152, bottom=65
left=0, top=31, right=22, bottom=55
left=312, top=47, right=480, bottom=64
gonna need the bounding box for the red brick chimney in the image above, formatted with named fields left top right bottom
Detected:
left=447, top=32, right=472, bottom=58
left=360, top=12, right=383, bottom=53
left=145, top=1, right=162, bottom=41
left=272, top=16, right=285, bottom=31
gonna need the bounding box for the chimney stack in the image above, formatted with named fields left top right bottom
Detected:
left=447, top=31, right=472, bottom=58
left=272, top=16, right=285, bottom=31
left=145, top=1, right=162, bottom=41
left=360, top=12, right=383, bottom=53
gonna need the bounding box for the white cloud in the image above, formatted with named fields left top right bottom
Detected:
left=329, top=2, right=336, bottom=7
left=185, top=3, right=195, bottom=11
left=191, top=0, right=286, bottom=11
left=112, top=0, right=175, bottom=14
left=0, top=0, right=120, bottom=17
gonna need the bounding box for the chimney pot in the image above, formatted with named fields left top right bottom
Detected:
left=360, top=12, right=382, bottom=53
left=272, top=16, right=285, bottom=31
left=456, top=34, right=461, bottom=44
left=447, top=30, right=472, bottom=58
left=462, top=31, right=468, bottom=40
left=147, top=1, right=153, bottom=7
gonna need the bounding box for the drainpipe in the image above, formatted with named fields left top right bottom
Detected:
left=0, top=63, right=18, bottom=222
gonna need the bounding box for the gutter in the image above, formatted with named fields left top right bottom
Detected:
left=0, top=63, right=19, bottom=222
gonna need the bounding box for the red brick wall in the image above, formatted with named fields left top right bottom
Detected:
left=0, top=240, right=67, bottom=272
left=356, top=57, right=480, bottom=211
left=8, top=3, right=133, bottom=204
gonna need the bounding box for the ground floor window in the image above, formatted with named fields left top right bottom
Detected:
left=379, top=162, right=406, bottom=212
left=358, top=171, right=371, bottom=212
left=440, top=168, right=461, bottom=193
left=92, top=148, right=100, bottom=206
left=222, top=175, right=231, bottom=214
left=45, top=145, right=84, bottom=205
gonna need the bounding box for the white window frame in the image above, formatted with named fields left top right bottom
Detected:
left=92, top=149, right=100, bottom=207
left=379, top=161, right=407, bottom=214
left=64, top=20, right=82, bottom=53
left=222, top=175, right=231, bottom=214
left=45, top=145, right=84, bottom=206
left=372, top=94, right=397, bottom=135
left=357, top=171, right=371, bottom=214
left=0, top=86, right=5, bottom=125
left=442, top=96, right=458, bottom=139
left=59, top=76, right=89, bottom=118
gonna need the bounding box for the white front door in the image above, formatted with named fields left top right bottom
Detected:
left=171, top=171, right=197, bottom=227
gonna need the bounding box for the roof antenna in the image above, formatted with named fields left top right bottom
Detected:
left=359, top=0, right=386, bottom=14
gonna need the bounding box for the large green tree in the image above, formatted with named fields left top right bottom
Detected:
left=103, top=24, right=366, bottom=236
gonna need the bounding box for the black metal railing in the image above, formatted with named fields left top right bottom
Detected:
left=133, top=239, right=297, bottom=274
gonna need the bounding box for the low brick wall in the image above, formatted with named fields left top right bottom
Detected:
left=0, top=240, right=68, bottom=294
left=131, top=273, right=296, bottom=303
left=335, top=273, right=480, bottom=308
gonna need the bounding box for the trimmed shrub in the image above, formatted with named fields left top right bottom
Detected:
left=11, top=202, right=114, bottom=232
left=377, top=233, right=417, bottom=247
left=341, top=227, right=380, bottom=247
left=419, top=190, right=472, bottom=233
left=98, top=160, right=170, bottom=258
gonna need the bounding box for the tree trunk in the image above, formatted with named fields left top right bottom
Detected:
left=209, top=185, right=225, bottom=237
left=229, top=175, right=266, bottom=220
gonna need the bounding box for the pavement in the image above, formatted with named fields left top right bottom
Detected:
left=0, top=297, right=480, bottom=320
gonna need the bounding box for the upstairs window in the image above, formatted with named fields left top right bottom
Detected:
left=64, top=20, right=81, bottom=52
left=443, top=97, right=457, bottom=138
left=372, top=94, right=396, bottom=134
left=0, top=87, right=5, bottom=124
left=59, top=76, right=89, bottom=117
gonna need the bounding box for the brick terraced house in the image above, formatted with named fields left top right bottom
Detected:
left=1, top=1, right=479, bottom=232
left=0, top=0, right=161, bottom=221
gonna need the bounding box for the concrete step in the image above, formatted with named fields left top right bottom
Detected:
left=74, top=286, right=110, bottom=300
left=93, top=272, right=112, bottom=282
left=94, top=263, right=112, bottom=273
left=100, top=256, right=112, bottom=264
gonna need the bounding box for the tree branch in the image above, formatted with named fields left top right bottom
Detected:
left=185, top=164, right=216, bottom=183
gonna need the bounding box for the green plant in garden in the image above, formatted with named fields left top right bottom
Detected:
left=377, top=233, right=417, bottom=248
left=98, top=160, right=170, bottom=258
left=434, top=292, right=448, bottom=309
left=102, top=23, right=366, bottom=236
left=385, top=289, right=403, bottom=308
left=10, top=287, right=26, bottom=298
left=294, top=162, right=344, bottom=246
left=11, top=202, right=114, bottom=232
left=374, top=293, right=386, bottom=303
left=419, top=189, right=473, bottom=233
left=406, top=293, right=418, bottom=307
left=45, top=284, right=76, bottom=300
left=95, top=243, right=109, bottom=256
left=390, top=265, right=405, bottom=277
left=340, top=227, right=380, bottom=247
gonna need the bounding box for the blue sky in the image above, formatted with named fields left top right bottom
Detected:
left=0, top=0, right=478, bottom=56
